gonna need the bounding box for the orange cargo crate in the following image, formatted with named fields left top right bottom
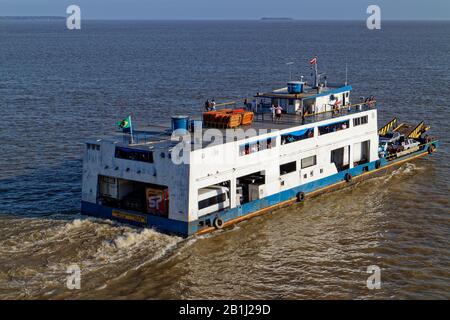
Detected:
left=228, top=114, right=242, bottom=128
left=203, top=110, right=249, bottom=128
left=241, top=111, right=254, bottom=125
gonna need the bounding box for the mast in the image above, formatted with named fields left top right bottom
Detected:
left=314, top=58, right=319, bottom=88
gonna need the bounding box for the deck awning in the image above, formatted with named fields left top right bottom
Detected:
left=282, top=128, right=311, bottom=137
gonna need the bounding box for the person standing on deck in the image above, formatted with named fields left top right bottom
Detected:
left=211, top=99, right=216, bottom=110
left=244, top=98, right=249, bottom=110
left=251, top=99, right=257, bottom=113
left=275, top=105, right=283, bottom=122
left=271, top=104, right=276, bottom=122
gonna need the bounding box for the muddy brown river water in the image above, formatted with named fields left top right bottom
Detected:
left=0, top=20, right=449, bottom=299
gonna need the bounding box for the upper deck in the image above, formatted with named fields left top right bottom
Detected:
left=252, top=102, right=373, bottom=128
left=90, top=101, right=376, bottom=152
left=90, top=61, right=375, bottom=151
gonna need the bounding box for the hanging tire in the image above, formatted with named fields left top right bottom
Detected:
left=345, top=173, right=352, bottom=182
left=296, top=191, right=306, bottom=202
left=375, top=160, right=381, bottom=169
left=428, top=145, right=436, bottom=154
left=213, top=217, right=224, bottom=229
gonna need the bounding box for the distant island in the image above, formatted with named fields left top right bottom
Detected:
left=0, top=16, right=65, bottom=21
left=260, top=17, right=294, bottom=21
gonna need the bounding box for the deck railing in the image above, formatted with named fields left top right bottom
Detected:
left=121, top=130, right=171, bottom=146
left=253, top=101, right=376, bottom=126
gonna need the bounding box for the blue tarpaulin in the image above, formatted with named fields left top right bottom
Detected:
left=283, top=128, right=311, bottom=137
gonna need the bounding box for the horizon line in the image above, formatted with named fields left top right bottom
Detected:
left=1, top=16, right=450, bottom=22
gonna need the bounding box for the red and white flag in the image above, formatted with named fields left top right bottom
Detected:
left=309, top=56, right=317, bottom=65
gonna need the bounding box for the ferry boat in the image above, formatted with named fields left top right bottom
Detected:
left=81, top=59, right=439, bottom=237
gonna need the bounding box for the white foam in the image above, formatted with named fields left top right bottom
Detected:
left=63, top=218, right=90, bottom=231
left=112, top=228, right=160, bottom=249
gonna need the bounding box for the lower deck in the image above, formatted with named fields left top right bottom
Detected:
left=81, top=140, right=439, bottom=237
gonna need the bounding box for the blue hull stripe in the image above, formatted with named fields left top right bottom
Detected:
left=81, top=201, right=189, bottom=235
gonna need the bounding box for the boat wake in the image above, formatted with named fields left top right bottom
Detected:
left=0, top=215, right=183, bottom=299
left=381, top=162, right=422, bottom=183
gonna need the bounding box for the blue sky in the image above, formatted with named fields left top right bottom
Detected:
left=1, top=0, right=449, bottom=20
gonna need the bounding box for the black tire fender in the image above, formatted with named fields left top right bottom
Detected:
left=296, top=191, right=306, bottom=202
left=428, top=144, right=436, bottom=154
left=213, top=217, right=224, bottom=229
left=375, top=160, right=381, bottom=169
left=345, top=173, right=352, bottom=182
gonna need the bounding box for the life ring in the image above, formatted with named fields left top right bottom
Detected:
left=375, top=160, right=381, bottom=169
left=213, top=217, right=224, bottom=229
left=296, top=191, right=306, bottom=202
left=428, top=145, right=436, bottom=154
left=345, top=173, right=352, bottom=182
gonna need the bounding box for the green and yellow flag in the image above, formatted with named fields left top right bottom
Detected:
left=117, top=116, right=132, bottom=133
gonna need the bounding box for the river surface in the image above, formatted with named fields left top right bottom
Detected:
left=0, top=20, right=449, bottom=299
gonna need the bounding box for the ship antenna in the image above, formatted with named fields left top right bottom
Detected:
left=286, top=61, right=294, bottom=80
left=345, top=63, right=348, bottom=86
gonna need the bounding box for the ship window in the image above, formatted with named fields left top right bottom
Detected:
left=115, top=147, right=154, bottom=163
left=87, top=143, right=100, bottom=150
left=318, top=120, right=349, bottom=135
left=280, top=161, right=296, bottom=175
left=281, top=128, right=314, bottom=145
left=301, top=155, right=317, bottom=169
left=353, top=115, right=368, bottom=127
left=239, top=137, right=276, bottom=156
left=99, top=175, right=116, bottom=185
